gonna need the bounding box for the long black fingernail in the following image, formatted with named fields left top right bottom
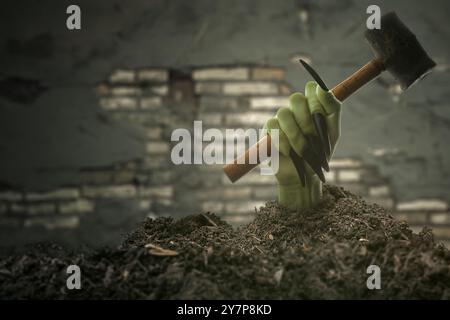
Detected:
left=306, top=135, right=329, bottom=172
left=289, top=149, right=307, bottom=187
left=298, top=146, right=326, bottom=183
left=312, top=112, right=331, bottom=159
left=299, top=59, right=329, bottom=91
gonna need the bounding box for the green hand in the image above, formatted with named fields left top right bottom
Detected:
left=266, top=81, right=342, bottom=211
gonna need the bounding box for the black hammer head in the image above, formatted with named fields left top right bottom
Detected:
left=365, top=12, right=436, bottom=90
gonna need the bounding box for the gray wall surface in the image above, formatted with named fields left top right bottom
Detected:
left=0, top=0, right=449, bottom=247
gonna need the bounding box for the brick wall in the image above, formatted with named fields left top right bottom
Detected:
left=1, top=64, right=449, bottom=248
left=193, top=66, right=291, bottom=224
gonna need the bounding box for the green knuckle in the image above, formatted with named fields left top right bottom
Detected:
left=290, top=92, right=315, bottom=136
left=266, top=117, right=290, bottom=157
left=305, top=81, right=325, bottom=115
left=289, top=92, right=306, bottom=108
left=316, top=85, right=341, bottom=115
left=276, top=107, right=291, bottom=120
left=276, top=107, right=306, bottom=157
left=325, top=112, right=341, bottom=151
left=265, top=117, right=278, bottom=132
left=278, top=131, right=291, bottom=157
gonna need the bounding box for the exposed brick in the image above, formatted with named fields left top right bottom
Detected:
left=146, top=113, right=173, bottom=126
left=249, top=96, right=289, bottom=109
left=111, top=86, right=142, bottom=96
left=198, top=164, right=224, bottom=173
left=222, top=82, right=278, bottom=95
left=133, top=174, right=149, bottom=185
left=393, top=212, right=427, bottom=224
left=11, top=203, right=56, bottom=215
left=430, top=226, right=450, bottom=239
left=202, top=201, right=224, bottom=213
left=113, top=170, right=135, bottom=184
left=10, top=204, right=25, bottom=213
left=225, top=201, right=265, bottom=214
left=197, top=188, right=226, bottom=201
left=338, top=169, right=362, bottom=182
left=80, top=171, right=112, bottom=185
left=225, top=112, right=272, bottom=127
left=223, top=171, right=276, bottom=185
left=119, top=160, right=138, bottom=170
left=109, top=69, right=136, bottom=83
left=30, top=203, right=55, bottom=214
left=149, top=85, right=169, bottom=96
left=430, top=212, right=450, bottom=225
left=396, top=199, right=448, bottom=212
left=59, top=199, right=94, bottom=214
left=199, top=96, right=240, bottom=110
left=324, top=170, right=336, bottom=183
left=199, top=113, right=223, bottom=126
left=195, top=82, right=222, bottom=95
left=337, top=183, right=367, bottom=196
left=150, top=171, right=172, bottom=184
left=82, top=185, right=137, bottom=198
left=252, top=186, right=277, bottom=200
left=25, top=188, right=80, bottom=201
left=137, top=69, right=168, bottom=82
left=223, top=187, right=252, bottom=199
left=141, top=156, right=168, bottom=170
left=202, top=174, right=223, bottom=188
left=193, top=68, right=249, bottom=81
left=361, top=167, right=385, bottom=185
left=251, top=67, right=285, bottom=81
left=100, top=97, right=137, bottom=110
left=25, top=216, right=79, bottom=230
left=329, top=158, right=362, bottom=169
left=146, top=142, right=170, bottom=154
left=144, top=127, right=162, bottom=139
left=367, top=197, right=395, bottom=210
left=140, top=96, right=162, bottom=109
left=278, top=83, right=292, bottom=95
left=139, top=186, right=173, bottom=198
left=111, top=112, right=162, bottom=125
left=0, top=191, right=22, bottom=201
left=368, top=185, right=390, bottom=197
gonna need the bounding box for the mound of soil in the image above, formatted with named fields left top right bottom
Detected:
left=1, top=185, right=449, bottom=299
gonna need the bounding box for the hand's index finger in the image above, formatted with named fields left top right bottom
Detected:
left=316, top=86, right=341, bottom=115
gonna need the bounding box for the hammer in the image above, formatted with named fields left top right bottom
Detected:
left=223, top=12, right=435, bottom=183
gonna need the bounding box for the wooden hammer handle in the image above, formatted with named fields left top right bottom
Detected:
left=223, top=58, right=385, bottom=183
left=332, top=58, right=385, bottom=101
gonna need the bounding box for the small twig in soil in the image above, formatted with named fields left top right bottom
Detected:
left=250, top=235, right=262, bottom=242
left=145, top=243, right=179, bottom=256
left=190, top=241, right=203, bottom=248
left=254, top=245, right=264, bottom=254
left=201, top=213, right=218, bottom=227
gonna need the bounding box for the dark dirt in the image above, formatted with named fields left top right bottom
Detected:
left=1, top=185, right=449, bottom=299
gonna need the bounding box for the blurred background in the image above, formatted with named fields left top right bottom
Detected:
left=0, top=0, right=449, bottom=249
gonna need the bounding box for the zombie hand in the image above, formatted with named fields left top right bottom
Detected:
left=266, top=81, right=342, bottom=211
